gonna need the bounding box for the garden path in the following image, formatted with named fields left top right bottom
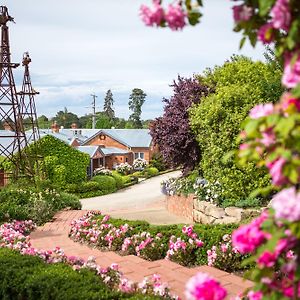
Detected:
left=80, top=171, right=189, bottom=225
left=30, top=210, right=253, bottom=299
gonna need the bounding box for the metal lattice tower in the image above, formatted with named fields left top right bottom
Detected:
left=18, top=52, right=40, bottom=144
left=0, top=6, right=32, bottom=178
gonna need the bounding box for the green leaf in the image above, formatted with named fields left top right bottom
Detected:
left=188, top=11, right=202, bottom=26
left=291, top=84, right=300, bottom=98
left=239, top=37, right=246, bottom=49
left=275, top=117, right=295, bottom=138
left=249, top=186, right=274, bottom=198
left=258, top=0, right=275, bottom=16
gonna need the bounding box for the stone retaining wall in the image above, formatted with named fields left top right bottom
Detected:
left=166, top=194, right=194, bottom=221
left=166, top=194, right=262, bottom=224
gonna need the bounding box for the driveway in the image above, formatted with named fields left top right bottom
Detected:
left=80, top=171, right=191, bottom=225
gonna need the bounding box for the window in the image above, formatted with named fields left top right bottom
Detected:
left=125, top=157, right=128, bottom=163
left=134, top=152, right=144, bottom=159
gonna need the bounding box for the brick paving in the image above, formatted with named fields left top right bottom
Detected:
left=30, top=210, right=253, bottom=299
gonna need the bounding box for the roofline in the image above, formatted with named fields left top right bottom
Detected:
left=82, top=129, right=131, bottom=148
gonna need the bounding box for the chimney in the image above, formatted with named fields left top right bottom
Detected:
left=3, top=120, right=13, bottom=131
left=51, top=121, right=59, bottom=133
left=71, top=123, right=78, bottom=129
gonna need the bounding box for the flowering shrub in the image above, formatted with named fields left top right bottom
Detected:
left=133, top=158, right=148, bottom=171
left=193, top=179, right=223, bottom=205
left=161, top=176, right=195, bottom=197
left=166, top=225, right=204, bottom=267
left=206, top=234, right=248, bottom=273
left=115, top=162, right=133, bottom=175
left=0, top=219, right=177, bottom=299
left=93, top=167, right=112, bottom=176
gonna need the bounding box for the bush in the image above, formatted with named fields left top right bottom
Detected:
left=111, top=171, right=124, bottom=189
left=115, top=163, right=132, bottom=175
left=132, top=171, right=144, bottom=178
left=132, top=158, right=148, bottom=171
left=143, top=167, right=159, bottom=178
left=0, top=187, right=81, bottom=225
left=149, top=153, right=167, bottom=172
left=92, top=175, right=117, bottom=194
left=0, top=248, right=151, bottom=300
left=190, top=56, right=283, bottom=201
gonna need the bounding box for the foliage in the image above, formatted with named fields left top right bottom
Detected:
left=70, top=211, right=240, bottom=269
left=150, top=76, right=211, bottom=175
left=190, top=56, right=283, bottom=201
left=95, top=113, right=114, bottom=129
left=149, top=153, right=167, bottom=172
left=115, top=163, right=133, bottom=175
left=28, top=135, right=90, bottom=184
left=0, top=186, right=81, bottom=225
left=111, top=171, right=125, bottom=189
left=133, top=158, right=148, bottom=171
left=53, top=107, right=80, bottom=128
left=103, top=89, right=115, bottom=119
left=92, top=175, right=117, bottom=194
left=129, top=88, right=147, bottom=128
left=143, top=167, right=159, bottom=178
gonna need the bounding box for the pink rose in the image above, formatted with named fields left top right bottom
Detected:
left=232, top=5, right=253, bottom=23
left=140, top=0, right=165, bottom=27
left=165, top=3, right=186, bottom=31
left=270, top=0, right=291, bottom=31
left=257, top=23, right=274, bottom=44
left=282, top=52, right=300, bottom=88
left=247, top=290, right=263, bottom=300
left=185, top=272, right=227, bottom=300
left=249, top=103, right=274, bottom=119
left=257, top=251, right=277, bottom=267
left=260, top=129, right=276, bottom=147
left=281, top=92, right=300, bottom=112
left=266, top=157, right=288, bottom=186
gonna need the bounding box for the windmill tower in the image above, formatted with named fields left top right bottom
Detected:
left=18, top=52, right=40, bottom=144
left=0, top=6, right=34, bottom=178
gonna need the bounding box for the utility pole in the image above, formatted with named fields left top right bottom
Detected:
left=91, top=94, right=97, bottom=129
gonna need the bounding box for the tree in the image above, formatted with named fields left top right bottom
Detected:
left=128, top=88, right=147, bottom=128
left=37, top=115, right=51, bottom=129
left=52, top=107, right=79, bottom=128
left=150, top=76, right=211, bottom=174
left=95, top=113, right=113, bottom=129
left=103, top=89, right=115, bottom=119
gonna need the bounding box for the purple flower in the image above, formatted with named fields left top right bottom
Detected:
left=140, top=0, right=164, bottom=27
left=272, top=187, right=300, bottom=222
left=257, top=23, right=274, bottom=44
left=282, top=52, right=300, bottom=88
left=266, top=157, right=288, bottom=186
left=270, top=0, right=291, bottom=31
left=165, top=3, right=186, bottom=31
left=232, top=5, right=253, bottom=23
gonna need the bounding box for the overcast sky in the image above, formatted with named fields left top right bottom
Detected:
left=3, top=0, right=265, bottom=120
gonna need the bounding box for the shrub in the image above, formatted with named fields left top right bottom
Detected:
left=190, top=56, right=283, bottom=201
left=132, top=171, right=144, bottom=178
left=93, top=167, right=112, bottom=176
left=115, top=163, right=132, bottom=175
left=132, top=158, right=148, bottom=171
left=149, top=153, right=167, bottom=172
left=143, top=167, right=159, bottom=178
left=92, top=175, right=117, bottom=194
left=53, top=165, right=67, bottom=186
left=111, top=171, right=124, bottom=189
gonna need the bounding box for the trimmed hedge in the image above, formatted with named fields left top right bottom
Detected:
left=0, top=248, right=159, bottom=300
left=92, top=175, right=117, bottom=194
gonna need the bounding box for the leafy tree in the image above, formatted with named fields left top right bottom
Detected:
left=128, top=88, right=147, bottom=128
left=78, top=114, right=92, bottom=128
left=103, top=89, right=115, bottom=119
left=37, top=115, right=51, bottom=129
left=95, top=113, right=113, bottom=129
left=190, top=56, right=284, bottom=201
left=52, top=108, right=79, bottom=128
left=150, top=76, right=211, bottom=174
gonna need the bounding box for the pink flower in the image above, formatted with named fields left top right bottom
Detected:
left=249, top=103, right=274, bottom=119
left=257, top=23, right=274, bottom=44
left=165, top=3, right=186, bottom=31
left=257, top=251, right=277, bottom=268
left=281, top=92, right=300, bottom=112
left=272, top=187, right=300, bottom=222
left=232, top=214, right=268, bottom=254
left=247, top=290, right=263, bottom=300
left=266, top=157, right=288, bottom=186
left=140, top=0, right=165, bottom=27
left=270, top=0, right=291, bottom=31
left=260, top=129, right=276, bottom=147
left=239, top=143, right=249, bottom=151
left=185, top=272, right=227, bottom=300
left=282, top=52, right=300, bottom=88
left=232, top=5, right=253, bottom=23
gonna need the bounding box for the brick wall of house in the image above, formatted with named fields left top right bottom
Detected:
left=131, top=147, right=152, bottom=162
left=166, top=194, right=194, bottom=221
left=105, top=153, right=133, bottom=169
left=88, top=134, right=129, bottom=150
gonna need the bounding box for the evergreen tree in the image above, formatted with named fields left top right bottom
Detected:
left=103, top=89, right=115, bottom=119
left=128, top=88, right=147, bottom=128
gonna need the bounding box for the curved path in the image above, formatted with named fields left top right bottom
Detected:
left=80, top=171, right=189, bottom=225
left=30, top=210, right=253, bottom=299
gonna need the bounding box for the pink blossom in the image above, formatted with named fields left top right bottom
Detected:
left=270, top=0, right=291, bottom=31
left=185, top=272, right=227, bottom=300
left=247, top=290, right=263, bottom=300
left=232, top=5, right=253, bottom=23
left=239, top=143, right=249, bottom=151
left=257, top=251, right=277, bottom=268
left=260, top=129, right=276, bottom=147
left=272, top=187, right=300, bottom=222
left=257, top=23, right=274, bottom=44
left=140, top=0, right=164, bottom=27
left=281, top=92, right=300, bottom=112
left=165, top=3, right=186, bottom=31
left=220, top=244, right=228, bottom=253
left=266, top=157, right=288, bottom=186
left=282, top=52, right=300, bottom=88
left=249, top=103, right=274, bottom=119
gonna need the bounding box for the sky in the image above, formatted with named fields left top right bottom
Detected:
left=3, top=0, right=265, bottom=121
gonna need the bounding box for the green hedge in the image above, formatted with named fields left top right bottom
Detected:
left=190, top=56, right=283, bottom=201
left=92, top=175, right=117, bottom=194
left=27, top=135, right=90, bottom=184
left=0, top=249, right=158, bottom=300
